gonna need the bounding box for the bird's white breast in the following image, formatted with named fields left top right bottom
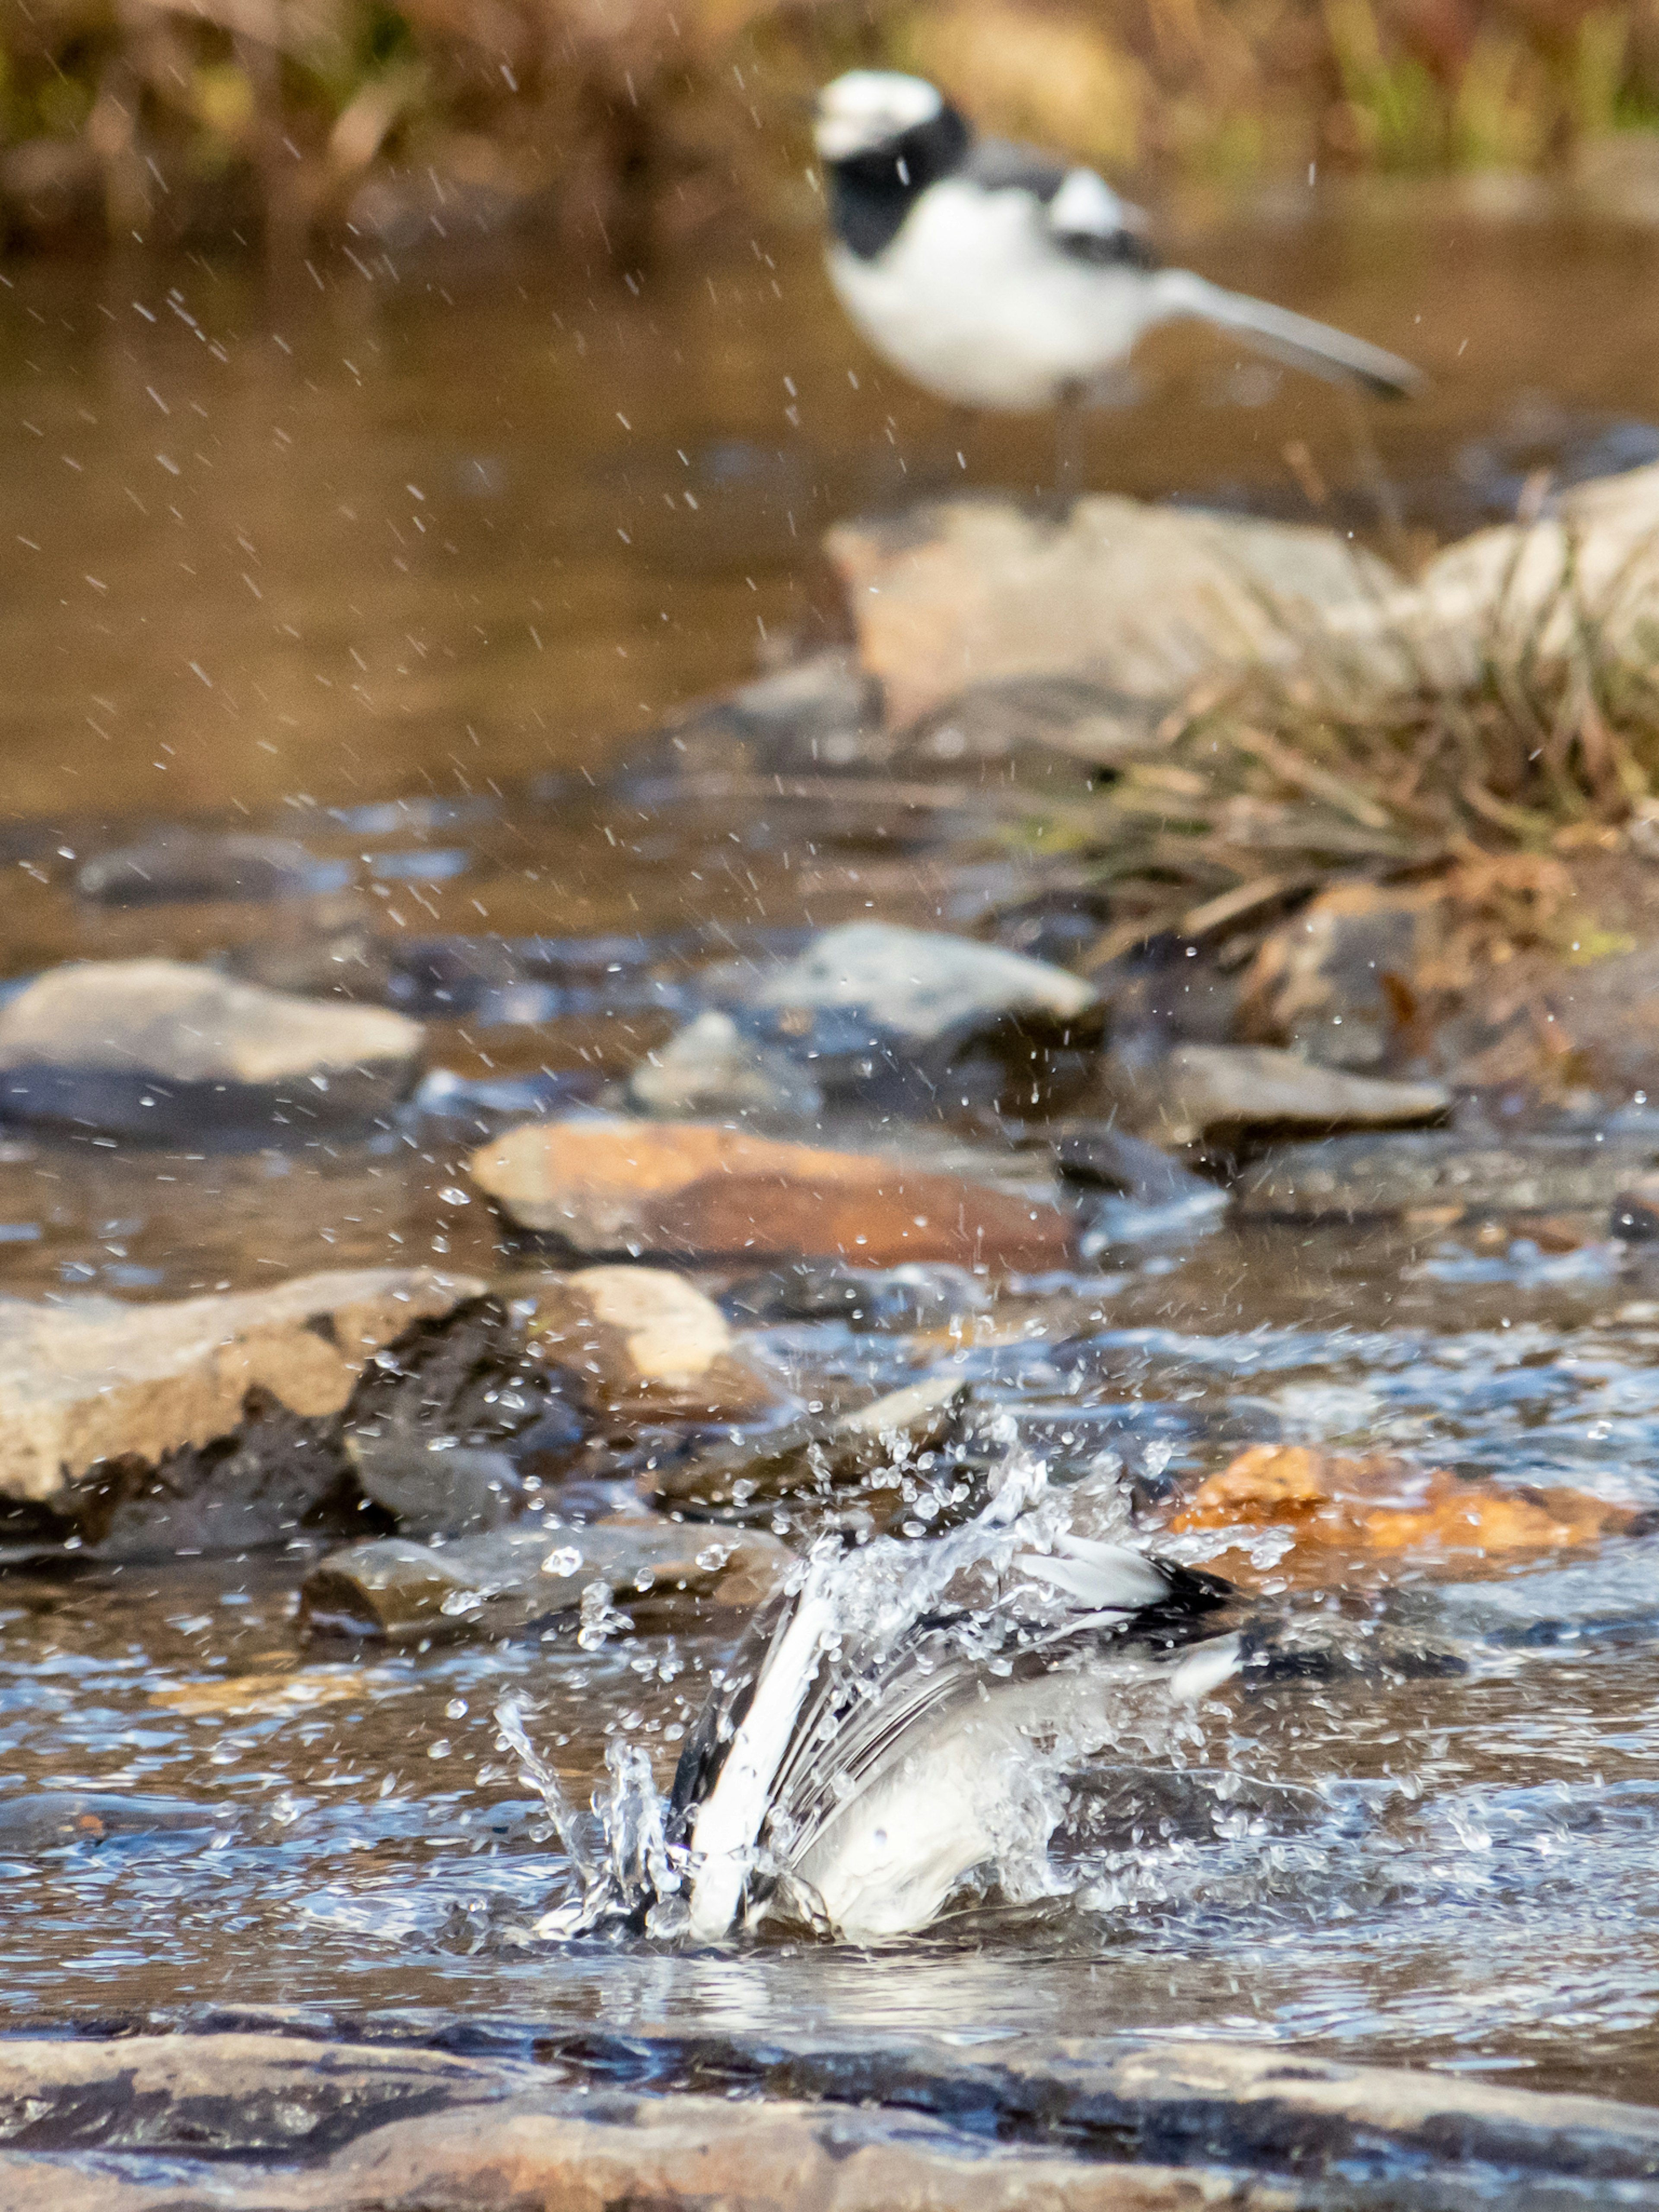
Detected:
left=828, top=181, right=1161, bottom=412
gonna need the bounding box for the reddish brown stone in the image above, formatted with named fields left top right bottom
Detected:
left=469, top=1119, right=1075, bottom=1270
left=1168, top=1441, right=1641, bottom=1588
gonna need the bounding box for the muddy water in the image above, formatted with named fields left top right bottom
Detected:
left=3, top=208, right=1659, bottom=2094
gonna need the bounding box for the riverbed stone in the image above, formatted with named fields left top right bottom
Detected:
left=76, top=832, right=353, bottom=907
left=0, top=1266, right=534, bottom=1554
left=1612, top=1172, right=1659, bottom=1240
left=1237, top=1128, right=1659, bottom=1218
left=1168, top=1441, right=1643, bottom=1587
left=1052, top=1125, right=1216, bottom=1204
left=725, top=921, right=1101, bottom=1111
left=301, top=1518, right=792, bottom=1642
left=524, top=1264, right=778, bottom=1420
left=657, top=1373, right=970, bottom=1508
left=627, top=1009, right=823, bottom=1120
left=345, top=1436, right=523, bottom=1538
left=1098, top=1044, right=1449, bottom=1148
left=0, top=959, right=423, bottom=1138
left=469, top=1117, right=1077, bottom=1269
left=1238, top=882, right=1446, bottom=1069
left=826, top=496, right=1394, bottom=732
left=16, top=2022, right=1659, bottom=2212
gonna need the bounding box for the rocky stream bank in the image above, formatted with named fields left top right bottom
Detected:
left=11, top=468, right=1659, bottom=2200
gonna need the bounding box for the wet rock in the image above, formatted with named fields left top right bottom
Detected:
left=383, top=932, right=699, bottom=1023
left=346, top=1436, right=522, bottom=1538
left=657, top=1373, right=969, bottom=1508
left=18, top=2024, right=1659, bottom=2212
left=1239, top=883, right=1445, bottom=1069
left=523, top=1265, right=777, bottom=1421
left=1437, top=940, right=1659, bottom=1099
left=1087, top=936, right=1241, bottom=1055
left=1238, top=1128, right=1659, bottom=1219
left=76, top=832, right=353, bottom=907
left=0, top=2031, right=522, bottom=2165
left=0, top=1792, right=229, bottom=1850
left=0, top=960, right=423, bottom=1139
left=301, top=1518, right=792, bottom=1642
left=222, top=915, right=394, bottom=1003
left=0, top=2044, right=1270, bottom=2212
left=411, top=1064, right=599, bottom=1136
left=627, top=1009, right=822, bottom=1121
left=826, top=496, right=1393, bottom=732
left=710, top=921, right=1101, bottom=1114
left=626, top=648, right=884, bottom=782
left=1168, top=1442, right=1643, bottom=1588
left=1612, top=1172, right=1659, bottom=1240
left=469, top=1117, right=1077, bottom=1270
left=1099, top=1045, right=1449, bottom=1149
left=725, top=1261, right=991, bottom=1331
left=0, top=1266, right=538, bottom=1556
left=1053, top=1125, right=1213, bottom=1205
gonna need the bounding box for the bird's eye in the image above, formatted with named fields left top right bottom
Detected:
left=896, top=157, right=910, bottom=184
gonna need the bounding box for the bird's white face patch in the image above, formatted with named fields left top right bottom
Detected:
left=814, top=70, right=943, bottom=162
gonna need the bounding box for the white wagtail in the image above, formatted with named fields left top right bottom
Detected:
left=813, top=70, right=1423, bottom=428
left=670, top=1462, right=1242, bottom=1942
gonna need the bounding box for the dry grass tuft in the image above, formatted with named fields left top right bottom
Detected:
left=1014, top=522, right=1659, bottom=964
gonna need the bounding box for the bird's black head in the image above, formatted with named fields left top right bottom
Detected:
left=814, top=70, right=972, bottom=260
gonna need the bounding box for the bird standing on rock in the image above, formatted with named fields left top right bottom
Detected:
left=812, top=69, right=1423, bottom=454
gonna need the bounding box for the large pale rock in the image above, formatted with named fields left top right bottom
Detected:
left=469, top=1117, right=1076, bottom=1269
left=526, top=1264, right=776, bottom=1420
left=1409, top=459, right=1659, bottom=680
left=301, top=1518, right=792, bottom=1642
left=13, top=2024, right=1659, bottom=2212
left=1102, top=1044, right=1449, bottom=1147
left=0, top=1267, right=493, bottom=1550
left=0, top=960, right=423, bottom=1137
left=826, top=496, right=1393, bottom=730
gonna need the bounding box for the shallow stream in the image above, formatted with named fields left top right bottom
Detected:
left=3, top=203, right=1659, bottom=2099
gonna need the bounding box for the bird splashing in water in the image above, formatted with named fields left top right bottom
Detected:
left=499, top=1428, right=1244, bottom=1944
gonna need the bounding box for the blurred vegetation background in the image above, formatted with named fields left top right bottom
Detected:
left=2, top=0, right=1659, bottom=259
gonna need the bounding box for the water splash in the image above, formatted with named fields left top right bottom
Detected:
left=500, top=1429, right=1232, bottom=1945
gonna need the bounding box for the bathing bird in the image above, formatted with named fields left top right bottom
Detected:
left=670, top=1460, right=1243, bottom=1942
left=812, top=70, right=1423, bottom=429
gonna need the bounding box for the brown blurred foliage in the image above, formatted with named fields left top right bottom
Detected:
left=1, top=0, right=1658, bottom=255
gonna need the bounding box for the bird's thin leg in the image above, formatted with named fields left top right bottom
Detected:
left=1339, top=384, right=1411, bottom=571
left=915, top=403, right=977, bottom=494
left=1053, top=384, right=1087, bottom=511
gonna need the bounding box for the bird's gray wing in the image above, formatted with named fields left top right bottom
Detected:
left=962, top=139, right=1158, bottom=270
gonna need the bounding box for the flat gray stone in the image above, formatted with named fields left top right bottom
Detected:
left=76, top=832, right=353, bottom=907
left=749, top=922, right=1096, bottom=1042
left=0, top=959, right=423, bottom=1138
left=301, top=1518, right=793, bottom=1642
left=1108, top=1044, right=1450, bottom=1147
left=1238, top=1129, right=1659, bottom=1218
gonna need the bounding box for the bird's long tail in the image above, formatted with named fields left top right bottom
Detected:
left=1151, top=268, right=1424, bottom=400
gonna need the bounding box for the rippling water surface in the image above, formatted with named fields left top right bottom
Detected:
left=2, top=203, right=1659, bottom=2098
